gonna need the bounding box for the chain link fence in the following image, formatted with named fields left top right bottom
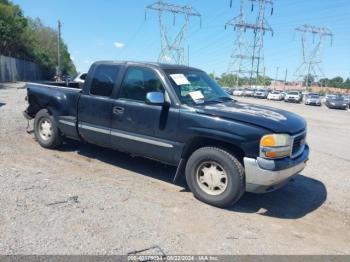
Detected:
left=0, top=55, right=42, bottom=83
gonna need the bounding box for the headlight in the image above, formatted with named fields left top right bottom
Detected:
left=331, top=102, right=335, bottom=105
left=260, top=134, right=292, bottom=159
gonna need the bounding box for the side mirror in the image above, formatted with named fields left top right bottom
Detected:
left=146, top=92, right=165, bottom=106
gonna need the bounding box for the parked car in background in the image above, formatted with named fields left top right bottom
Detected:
left=267, top=91, right=284, bottom=101
left=325, top=94, right=348, bottom=110
left=244, top=89, right=255, bottom=97
left=62, top=75, right=73, bottom=82
left=344, top=95, right=350, bottom=109
left=73, top=72, right=87, bottom=84
left=254, top=89, right=269, bottom=99
left=305, top=93, right=321, bottom=106
left=223, top=87, right=233, bottom=96
left=233, top=88, right=245, bottom=96
left=285, top=91, right=303, bottom=103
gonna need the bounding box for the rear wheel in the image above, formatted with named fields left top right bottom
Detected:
left=185, top=147, right=245, bottom=208
left=34, top=109, right=62, bottom=149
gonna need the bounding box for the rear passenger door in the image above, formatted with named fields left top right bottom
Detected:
left=78, top=64, right=120, bottom=147
left=111, top=66, right=180, bottom=164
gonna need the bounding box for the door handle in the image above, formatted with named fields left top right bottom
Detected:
left=113, top=106, right=124, bottom=115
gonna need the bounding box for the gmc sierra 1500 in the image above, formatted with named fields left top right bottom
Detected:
left=24, top=61, right=309, bottom=207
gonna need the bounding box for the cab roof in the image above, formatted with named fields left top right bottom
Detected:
left=92, top=61, right=202, bottom=71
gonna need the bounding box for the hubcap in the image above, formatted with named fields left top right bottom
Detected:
left=196, top=161, right=228, bottom=196
left=38, top=118, right=53, bottom=141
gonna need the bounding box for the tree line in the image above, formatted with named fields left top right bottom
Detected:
left=0, top=0, right=76, bottom=78
left=210, top=72, right=350, bottom=90
left=209, top=73, right=272, bottom=88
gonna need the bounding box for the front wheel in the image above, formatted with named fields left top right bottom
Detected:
left=34, top=109, right=62, bottom=149
left=185, top=147, right=245, bottom=208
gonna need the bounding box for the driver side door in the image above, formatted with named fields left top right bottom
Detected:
left=110, top=66, right=180, bottom=164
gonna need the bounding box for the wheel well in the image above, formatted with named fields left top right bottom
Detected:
left=182, top=137, right=245, bottom=164
left=27, top=96, right=52, bottom=118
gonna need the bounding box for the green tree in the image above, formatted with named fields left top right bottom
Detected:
left=343, top=78, right=350, bottom=89
left=0, top=0, right=28, bottom=57
left=303, top=74, right=315, bottom=87
left=0, top=0, right=76, bottom=78
left=329, top=76, right=344, bottom=88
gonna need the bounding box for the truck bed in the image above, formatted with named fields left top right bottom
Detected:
left=26, top=82, right=80, bottom=119
left=25, top=82, right=82, bottom=140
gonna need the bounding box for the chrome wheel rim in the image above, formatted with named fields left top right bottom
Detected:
left=38, top=118, right=53, bottom=141
left=196, top=161, right=228, bottom=196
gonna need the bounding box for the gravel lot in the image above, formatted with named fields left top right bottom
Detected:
left=0, top=83, right=349, bottom=255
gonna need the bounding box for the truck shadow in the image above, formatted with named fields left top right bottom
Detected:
left=230, top=175, right=327, bottom=219
left=0, top=102, right=5, bottom=107
left=60, top=140, right=178, bottom=184
left=60, top=140, right=326, bottom=219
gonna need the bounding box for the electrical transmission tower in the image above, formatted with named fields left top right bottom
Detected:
left=294, top=24, right=333, bottom=88
left=225, top=0, right=273, bottom=87
left=146, top=0, right=201, bottom=65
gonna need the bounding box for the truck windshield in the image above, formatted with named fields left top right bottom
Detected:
left=164, top=69, right=231, bottom=106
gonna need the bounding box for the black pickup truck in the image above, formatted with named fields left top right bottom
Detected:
left=24, top=61, right=309, bottom=207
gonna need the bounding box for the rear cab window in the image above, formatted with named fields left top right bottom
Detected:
left=90, top=65, right=120, bottom=97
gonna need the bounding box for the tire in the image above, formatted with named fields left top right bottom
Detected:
left=34, top=109, right=62, bottom=149
left=185, top=147, right=245, bottom=208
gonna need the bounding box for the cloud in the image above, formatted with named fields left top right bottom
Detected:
left=83, top=59, right=91, bottom=64
left=113, top=42, right=125, bottom=49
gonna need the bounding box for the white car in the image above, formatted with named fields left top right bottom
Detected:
left=233, top=88, right=245, bottom=96
left=267, top=91, right=284, bottom=101
left=244, top=89, right=255, bottom=97
left=285, top=91, right=302, bottom=103
left=73, top=73, right=87, bottom=84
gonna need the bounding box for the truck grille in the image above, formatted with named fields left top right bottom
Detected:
left=292, top=132, right=306, bottom=158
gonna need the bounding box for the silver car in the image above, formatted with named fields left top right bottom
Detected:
left=305, top=93, right=321, bottom=106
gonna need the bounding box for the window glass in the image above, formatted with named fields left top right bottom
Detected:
left=165, top=69, right=229, bottom=105
left=119, top=67, right=164, bottom=102
left=80, top=73, right=87, bottom=80
left=90, top=65, right=120, bottom=97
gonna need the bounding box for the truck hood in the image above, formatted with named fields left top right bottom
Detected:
left=195, top=101, right=306, bottom=134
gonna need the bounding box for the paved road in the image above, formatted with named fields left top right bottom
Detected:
left=0, top=85, right=349, bottom=255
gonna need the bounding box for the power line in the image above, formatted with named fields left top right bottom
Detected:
left=225, top=0, right=274, bottom=87
left=145, top=0, right=201, bottom=65
left=294, top=24, right=333, bottom=88
left=57, top=20, right=62, bottom=76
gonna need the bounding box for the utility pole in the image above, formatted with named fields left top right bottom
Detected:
left=145, top=0, right=201, bottom=65
left=294, top=24, right=333, bottom=89
left=283, top=68, right=288, bottom=91
left=225, top=0, right=274, bottom=88
left=187, top=45, right=190, bottom=66
left=274, top=66, right=279, bottom=89
left=57, top=20, right=62, bottom=77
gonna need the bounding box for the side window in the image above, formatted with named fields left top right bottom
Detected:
left=80, top=73, right=87, bottom=80
left=90, top=65, right=120, bottom=97
left=119, top=67, right=164, bottom=102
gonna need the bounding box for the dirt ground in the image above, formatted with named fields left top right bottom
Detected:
left=0, top=83, right=349, bottom=255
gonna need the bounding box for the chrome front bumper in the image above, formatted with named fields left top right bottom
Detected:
left=244, top=146, right=309, bottom=193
